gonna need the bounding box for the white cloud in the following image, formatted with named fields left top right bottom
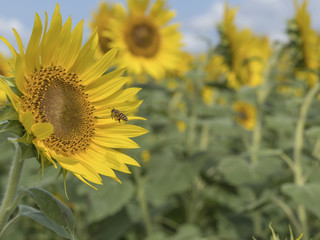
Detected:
left=190, top=1, right=224, bottom=32
left=0, top=17, right=30, bottom=56
left=182, top=32, right=209, bottom=53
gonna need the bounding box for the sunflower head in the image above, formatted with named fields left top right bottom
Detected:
left=90, top=2, right=116, bottom=55
left=218, top=4, right=271, bottom=89
left=232, top=101, right=256, bottom=130
left=106, top=0, right=183, bottom=80
left=0, top=4, right=148, bottom=188
left=290, top=0, right=318, bottom=86
left=202, top=86, right=215, bottom=106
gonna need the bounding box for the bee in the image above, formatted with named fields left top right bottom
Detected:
left=111, top=108, right=128, bottom=123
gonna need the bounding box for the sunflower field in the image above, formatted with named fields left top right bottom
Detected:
left=2, top=0, right=320, bottom=239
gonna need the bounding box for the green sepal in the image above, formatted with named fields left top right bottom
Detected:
left=14, top=132, right=34, bottom=144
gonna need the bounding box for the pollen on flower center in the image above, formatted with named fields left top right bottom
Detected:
left=125, top=19, right=160, bottom=58
left=22, top=66, right=96, bottom=155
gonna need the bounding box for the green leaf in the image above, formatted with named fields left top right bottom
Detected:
left=170, top=224, right=201, bottom=240
left=219, top=156, right=282, bottom=186
left=0, top=106, right=18, bottom=121
left=219, top=158, right=252, bottom=185
left=23, top=187, right=76, bottom=239
left=89, top=208, right=132, bottom=240
left=0, top=121, right=24, bottom=136
left=77, top=177, right=135, bottom=223
left=282, top=183, right=320, bottom=219
left=17, top=205, right=69, bottom=238
left=145, top=153, right=201, bottom=206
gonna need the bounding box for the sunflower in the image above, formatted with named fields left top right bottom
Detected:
left=217, top=4, right=271, bottom=89
left=0, top=4, right=148, bottom=188
left=232, top=101, right=256, bottom=131
left=105, top=0, right=183, bottom=80
left=0, top=52, right=12, bottom=77
left=202, top=86, right=215, bottom=106
left=291, top=0, right=319, bottom=87
left=89, top=2, right=116, bottom=56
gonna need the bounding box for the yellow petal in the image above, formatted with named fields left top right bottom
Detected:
left=31, top=122, right=53, bottom=139
left=25, top=13, right=43, bottom=73
left=96, top=124, right=148, bottom=138
left=20, top=111, right=33, bottom=133
left=127, top=116, right=147, bottom=121
left=106, top=148, right=140, bottom=167
left=94, top=87, right=141, bottom=106
left=77, top=150, right=123, bottom=177
left=12, top=28, right=24, bottom=56
left=70, top=31, right=98, bottom=75
left=87, top=77, right=127, bottom=102
left=15, top=55, right=27, bottom=94
left=93, top=135, right=140, bottom=149
left=0, top=36, right=17, bottom=59
left=51, top=16, right=72, bottom=64
left=0, top=78, right=20, bottom=111
left=85, top=67, right=125, bottom=90
left=61, top=20, right=83, bottom=69
left=53, top=153, right=102, bottom=185
left=41, top=4, right=62, bottom=66
left=73, top=173, right=98, bottom=189
left=80, top=47, right=118, bottom=83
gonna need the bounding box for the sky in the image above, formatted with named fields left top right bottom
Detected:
left=0, top=0, right=320, bottom=56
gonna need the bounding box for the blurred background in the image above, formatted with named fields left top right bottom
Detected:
left=1, top=0, right=320, bottom=239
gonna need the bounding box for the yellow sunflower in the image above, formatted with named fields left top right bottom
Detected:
left=105, top=0, right=183, bottom=80
left=218, top=4, right=271, bottom=89
left=205, top=55, right=228, bottom=82
left=232, top=101, right=256, bottom=131
left=202, top=86, right=215, bottom=106
left=89, top=2, right=116, bottom=56
left=0, top=4, right=148, bottom=188
left=292, top=0, right=319, bottom=87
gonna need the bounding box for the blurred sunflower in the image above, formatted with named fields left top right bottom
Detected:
left=233, top=101, right=256, bottom=131
left=202, top=86, right=215, bottom=106
left=216, top=4, right=271, bottom=89
left=205, top=55, right=228, bottom=83
left=0, top=4, right=148, bottom=188
left=289, top=0, right=319, bottom=86
left=105, top=0, right=183, bottom=80
left=89, top=2, right=116, bottom=56
left=0, top=53, right=12, bottom=77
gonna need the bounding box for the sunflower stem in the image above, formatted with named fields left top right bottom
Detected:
left=293, top=81, right=320, bottom=239
left=187, top=110, right=197, bottom=155
left=133, top=169, right=152, bottom=237
left=199, top=123, right=210, bottom=151
left=250, top=107, right=262, bottom=164
left=0, top=142, right=24, bottom=233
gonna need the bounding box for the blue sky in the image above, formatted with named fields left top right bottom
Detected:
left=0, top=0, right=319, bottom=55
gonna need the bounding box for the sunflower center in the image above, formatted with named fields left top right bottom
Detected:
left=22, top=66, right=95, bottom=155
left=125, top=19, right=160, bottom=58
left=237, top=111, right=248, bottom=121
